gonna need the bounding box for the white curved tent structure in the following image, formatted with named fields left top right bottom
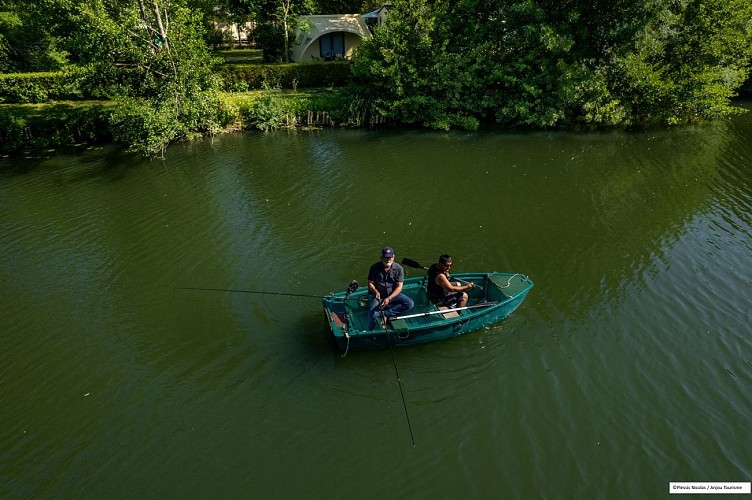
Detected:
left=292, top=15, right=372, bottom=62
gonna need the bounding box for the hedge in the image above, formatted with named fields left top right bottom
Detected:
left=0, top=61, right=352, bottom=104
left=218, top=61, right=352, bottom=92
left=0, top=67, right=100, bottom=104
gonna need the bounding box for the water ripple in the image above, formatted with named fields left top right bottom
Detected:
left=3, top=117, right=752, bottom=497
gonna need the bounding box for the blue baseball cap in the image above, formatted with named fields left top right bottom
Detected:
left=381, top=246, right=395, bottom=258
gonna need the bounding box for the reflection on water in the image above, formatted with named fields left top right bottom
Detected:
left=1, top=103, right=751, bottom=497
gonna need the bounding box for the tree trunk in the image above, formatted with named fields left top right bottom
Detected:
left=151, top=0, right=169, bottom=50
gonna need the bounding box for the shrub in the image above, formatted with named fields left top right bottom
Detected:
left=241, top=88, right=291, bottom=131
left=231, top=87, right=354, bottom=131
left=108, top=89, right=235, bottom=156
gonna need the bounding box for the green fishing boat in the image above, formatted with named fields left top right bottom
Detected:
left=323, top=263, right=533, bottom=352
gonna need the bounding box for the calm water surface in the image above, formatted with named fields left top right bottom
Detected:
left=1, top=103, right=751, bottom=498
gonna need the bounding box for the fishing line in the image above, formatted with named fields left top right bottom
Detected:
left=175, top=286, right=325, bottom=298
left=175, top=286, right=357, bottom=300
left=388, top=336, right=416, bottom=447
left=176, top=280, right=361, bottom=301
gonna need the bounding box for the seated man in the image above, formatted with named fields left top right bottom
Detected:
left=367, top=246, right=414, bottom=330
left=426, top=254, right=474, bottom=308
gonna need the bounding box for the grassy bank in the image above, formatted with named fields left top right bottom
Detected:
left=0, top=100, right=115, bottom=155
left=0, top=49, right=366, bottom=154
left=0, top=88, right=380, bottom=155
left=226, top=87, right=363, bottom=130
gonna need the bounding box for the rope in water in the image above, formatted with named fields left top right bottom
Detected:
left=341, top=331, right=350, bottom=357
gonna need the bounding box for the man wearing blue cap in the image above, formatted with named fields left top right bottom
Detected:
left=367, top=246, right=414, bottom=330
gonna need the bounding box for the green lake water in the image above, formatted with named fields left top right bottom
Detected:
left=1, top=104, right=751, bottom=498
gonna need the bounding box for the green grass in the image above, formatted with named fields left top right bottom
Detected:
left=225, top=87, right=341, bottom=103
left=0, top=100, right=113, bottom=110
left=0, top=89, right=340, bottom=113
left=214, top=48, right=263, bottom=64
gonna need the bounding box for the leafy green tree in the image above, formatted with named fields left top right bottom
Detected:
left=352, top=0, right=752, bottom=129
left=184, top=0, right=257, bottom=48
left=350, top=0, right=462, bottom=128
left=70, top=0, right=228, bottom=155
left=312, top=0, right=379, bottom=14
left=0, top=0, right=74, bottom=72
left=612, top=0, right=752, bottom=123
left=0, top=8, right=20, bottom=72
left=255, top=0, right=313, bottom=62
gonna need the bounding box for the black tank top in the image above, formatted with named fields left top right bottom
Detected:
left=427, top=264, right=447, bottom=302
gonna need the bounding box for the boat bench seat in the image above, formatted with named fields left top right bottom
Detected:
left=390, top=304, right=461, bottom=331
left=437, top=306, right=460, bottom=319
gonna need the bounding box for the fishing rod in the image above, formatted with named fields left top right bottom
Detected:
left=175, top=280, right=361, bottom=301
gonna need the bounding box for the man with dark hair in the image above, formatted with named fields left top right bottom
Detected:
left=367, top=246, right=414, bottom=330
left=427, top=254, right=474, bottom=308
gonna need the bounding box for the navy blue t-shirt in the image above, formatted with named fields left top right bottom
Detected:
left=368, top=262, right=405, bottom=297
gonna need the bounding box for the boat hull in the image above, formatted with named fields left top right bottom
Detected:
left=323, top=272, right=533, bottom=351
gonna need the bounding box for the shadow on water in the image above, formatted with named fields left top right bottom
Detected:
left=0, top=144, right=137, bottom=184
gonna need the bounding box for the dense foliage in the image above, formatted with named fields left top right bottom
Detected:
left=0, top=0, right=373, bottom=153
left=75, top=0, right=231, bottom=155
left=1, top=0, right=66, bottom=72
left=2, top=0, right=752, bottom=153
left=0, top=0, right=232, bottom=155
left=352, top=0, right=752, bottom=129
left=0, top=89, right=348, bottom=153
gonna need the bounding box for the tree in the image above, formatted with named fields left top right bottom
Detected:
left=350, top=0, right=463, bottom=128
left=0, top=0, right=75, bottom=72
left=352, top=0, right=752, bottom=129
left=255, top=0, right=313, bottom=62
left=70, top=0, right=227, bottom=155
left=0, top=7, right=21, bottom=72
left=312, top=0, right=380, bottom=14
left=186, top=0, right=253, bottom=49
left=618, top=0, right=752, bottom=122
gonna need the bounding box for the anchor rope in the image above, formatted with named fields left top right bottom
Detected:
left=498, top=274, right=523, bottom=288
left=341, top=331, right=350, bottom=358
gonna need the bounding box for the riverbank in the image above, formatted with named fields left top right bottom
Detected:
left=0, top=101, right=115, bottom=155
left=0, top=88, right=364, bottom=155
left=3, top=88, right=751, bottom=157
